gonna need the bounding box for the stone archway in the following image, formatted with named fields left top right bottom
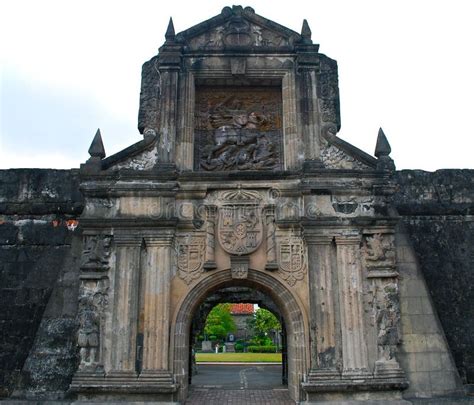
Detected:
left=171, top=269, right=308, bottom=402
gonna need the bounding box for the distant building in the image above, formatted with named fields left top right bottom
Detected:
left=229, top=303, right=254, bottom=341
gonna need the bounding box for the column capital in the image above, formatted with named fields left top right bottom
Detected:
left=114, top=234, right=142, bottom=247
left=304, top=232, right=333, bottom=245
left=143, top=233, right=175, bottom=247
left=334, top=234, right=361, bottom=246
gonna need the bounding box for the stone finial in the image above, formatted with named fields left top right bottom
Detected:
left=165, top=17, right=175, bottom=41
left=88, top=129, right=105, bottom=159
left=375, top=128, right=395, bottom=171
left=375, top=127, right=391, bottom=158
left=301, top=19, right=312, bottom=41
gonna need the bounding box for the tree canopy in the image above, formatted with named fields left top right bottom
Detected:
left=254, top=308, right=281, bottom=334
left=204, top=303, right=236, bottom=340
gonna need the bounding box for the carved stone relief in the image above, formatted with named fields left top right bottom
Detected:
left=186, top=20, right=290, bottom=51
left=364, top=233, right=396, bottom=270
left=194, top=87, right=282, bottom=171
left=81, top=235, right=112, bottom=271
left=77, top=279, right=109, bottom=372
left=277, top=235, right=307, bottom=286
left=177, top=235, right=206, bottom=285
left=321, top=142, right=371, bottom=170
left=114, top=145, right=158, bottom=171
left=368, top=280, right=404, bottom=377
left=217, top=189, right=264, bottom=255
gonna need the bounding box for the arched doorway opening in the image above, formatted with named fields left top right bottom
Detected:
left=171, top=269, right=308, bottom=402
left=188, top=287, right=287, bottom=389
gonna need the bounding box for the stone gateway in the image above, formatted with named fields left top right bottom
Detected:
left=1, top=5, right=472, bottom=405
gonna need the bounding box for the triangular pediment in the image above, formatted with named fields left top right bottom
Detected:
left=320, top=126, right=377, bottom=170
left=101, top=135, right=158, bottom=171
left=175, top=6, right=304, bottom=52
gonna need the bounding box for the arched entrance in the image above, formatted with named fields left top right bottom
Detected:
left=187, top=286, right=288, bottom=387
left=171, top=269, right=308, bottom=402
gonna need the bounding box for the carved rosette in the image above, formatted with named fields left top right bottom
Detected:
left=217, top=189, right=263, bottom=256
left=177, top=235, right=206, bottom=285
left=77, top=234, right=112, bottom=373
left=277, top=235, right=307, bottom=286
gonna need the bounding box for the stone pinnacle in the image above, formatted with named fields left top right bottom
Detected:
left=301, top=19, right=312, bottom=41
left=165, top=17, right=175, bottom=41
left=88, top=128, right=106, bottom=159
left=375, top=127, right=392, bottom=158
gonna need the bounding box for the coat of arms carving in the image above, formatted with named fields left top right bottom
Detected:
left=177, top=236, right=205, bottom=285
left=217, top=189, right=263, bottom=255
left=278, top=236, right=307, bottom=286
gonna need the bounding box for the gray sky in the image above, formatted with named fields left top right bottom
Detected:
left=1, top=0, right=473, bottom=171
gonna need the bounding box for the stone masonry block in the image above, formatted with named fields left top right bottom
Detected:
left=425, top=333, right=448, bottom=352
left=429, top=370, right=458, bottom=393
left=402, top=334, right=428, bottom=353
left=406, top=370, right=432, bottom=396
left=401, top=297, right=423, bottom=315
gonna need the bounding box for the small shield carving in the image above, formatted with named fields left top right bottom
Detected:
left=278, top=236, right=306, bottom=286
left=177, top=237, right=205, bottom=285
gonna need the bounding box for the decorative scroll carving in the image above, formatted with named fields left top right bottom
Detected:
left=364, top=233, right=396, bottom=270
left=77, top=279, right=108, bottom=372
left=217, top=189, right=264, bottom=255
left=177, top=236, right=206, bottom=285
left=194, top=87, right=282, bottom=171
left=278, top=236, right=307, bottom=286
left=81, top=235, right=112, bottom=271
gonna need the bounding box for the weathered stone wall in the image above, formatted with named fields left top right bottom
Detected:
left=394, top=169, right=474, bottom=385
left=0, top=168, right=472, bottom=399
left=0, top=169, right=83, bottom=398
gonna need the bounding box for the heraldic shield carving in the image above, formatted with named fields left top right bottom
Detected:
left=177, top=236, right=205, bottom=285
left=278, top=236, right=307, bottom=286
left=217, top=189, right=264, bottom=256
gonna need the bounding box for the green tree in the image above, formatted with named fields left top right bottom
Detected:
left=254, top=308, right=281, bottom=335
left=204, top=303, right=236, bottom=340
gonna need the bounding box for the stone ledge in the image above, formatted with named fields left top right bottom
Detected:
left=302, top=376, right=409, bottom=393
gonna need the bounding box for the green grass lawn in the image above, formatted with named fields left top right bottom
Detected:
left=196, top=352, right=282, bottom=362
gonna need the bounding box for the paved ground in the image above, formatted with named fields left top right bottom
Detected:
left=186, top=364, right=294, bottom=404
left=185, top=388, right=294, bottom=404
left=191, top=364, right=285, bottom=389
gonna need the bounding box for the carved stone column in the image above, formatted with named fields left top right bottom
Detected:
left=139, top=232, right=175, bottom=385
left=305, top=232, right=339, bottom=379
left=265, top=205, right=278, bottom=271
left=109, top=234, right=142, bottom=378
left=203, top=205, right=217, bottom=270
left=157, top=69, right=179, bottom=166
left=176, top=71, right=195, bottom=170
left=335, top=234, right=371, bottom=378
